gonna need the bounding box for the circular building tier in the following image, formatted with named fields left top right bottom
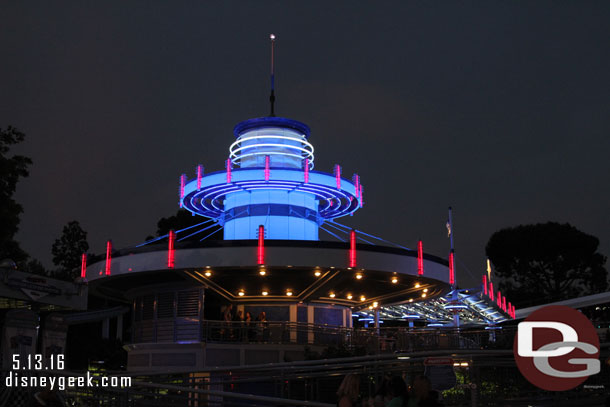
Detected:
left=86, top=239, right=451, bottom=371
left=86, top=240, right=450, bottom=314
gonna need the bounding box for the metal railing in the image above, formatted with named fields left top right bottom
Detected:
left=7, top=343, right=607, bottom=407
left=354, top=326, right=517, bottom=354
left=132, top=319, right=518, bottom=351
left=132, top=319, right=353, bottom=346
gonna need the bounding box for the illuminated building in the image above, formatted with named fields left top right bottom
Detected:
left=83, top=38, right=510, bottom=371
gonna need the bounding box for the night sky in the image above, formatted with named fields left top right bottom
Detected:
left=2, top=2, right=609, bottom=288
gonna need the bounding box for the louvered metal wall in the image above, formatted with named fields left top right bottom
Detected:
left=132, top=289, right=204, bottom=343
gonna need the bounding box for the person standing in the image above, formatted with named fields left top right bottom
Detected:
left=255, top=311, right=264, bottom=341
left=223, top=304, right=234, bottom=322
left=223, top=304, right=234, bottom=339
left=234, top=309, right=244, bottom=340
left=367, top=375, right=390, bottom=407
left=245, top=311, right=253, bottom=341
left=386, top=376, right=409, bottom=407
left=257, top=311, right=269, bottom=341
left=409, top=375, right=442, bottom=406
left=337, top=374, right=360, bottom=407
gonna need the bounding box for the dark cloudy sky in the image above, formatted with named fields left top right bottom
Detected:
left=2, top=1, right=609, bottom=288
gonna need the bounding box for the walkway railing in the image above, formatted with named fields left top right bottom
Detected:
left=354, top=326, right=516, bottom=353
left=132, top=318, right=518, bottom=352
left=6, top=343, right=608, bottom=407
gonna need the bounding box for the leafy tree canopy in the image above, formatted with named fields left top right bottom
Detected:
left=0, top=126, right=32, bottom=264
left=52, top=220, right=89, bottom=280
left=148, top=210, right=222, bottom=242
left=486, top=222, right=607, bottom=307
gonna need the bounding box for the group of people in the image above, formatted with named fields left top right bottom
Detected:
left=337, top=374, right=442, bottom=407
left=221, top=304, right=269, bottom=341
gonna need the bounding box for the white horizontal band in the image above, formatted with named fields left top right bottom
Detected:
left=229, top=135, right=315, bottom=168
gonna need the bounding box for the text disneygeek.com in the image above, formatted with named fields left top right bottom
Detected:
left=5, top=371, right=132, bottom=391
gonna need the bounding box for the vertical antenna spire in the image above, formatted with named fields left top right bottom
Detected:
left=269, top=33, right=276, bottom=116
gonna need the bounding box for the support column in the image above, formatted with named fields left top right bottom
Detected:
left=102, top=318, right=110, bottom=339
left=289, top=304, right=297, bottom=343
left=307, top=305, right=314, bottom=344
left=116, top=314, right=123, bottom=341
left=453, top=312, right=461, bottom=329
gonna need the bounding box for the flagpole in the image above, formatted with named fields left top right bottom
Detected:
left=448, top=206, right=460, bottom=329
left=486, top=258, right=492, bottom=282
left=448, top=206, right=454, bottom=254
left=269, top=34, right=276, bottom=116
left=448, top=206, right=456, bottom=289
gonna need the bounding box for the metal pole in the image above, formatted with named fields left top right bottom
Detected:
left=374, top=310, right=379, bottom=331
left=449, top=207, right=461, bottom=329
left=448, top=206, right=454, bottom=253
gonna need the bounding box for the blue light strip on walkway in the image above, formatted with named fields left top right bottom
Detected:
left=323, top=222, right=375, bottom=245
left=135, top=219, right=214, bottom=247
left=319, top=225, right=346, bottom=242
left=178, top=222, right=220, bottom=242
left=329, top=221, right=410, bottom=250
left=199, top=225, right=224, bottom=242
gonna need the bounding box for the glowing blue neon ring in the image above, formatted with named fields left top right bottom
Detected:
left=182, top=170, right=360, bottom=220
left=185, top=170, right=358, bottom=205
left=187, top=183, right=352, bottom=218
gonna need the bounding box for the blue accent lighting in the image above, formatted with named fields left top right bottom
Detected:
left=181, top=116, right=362, bottom=241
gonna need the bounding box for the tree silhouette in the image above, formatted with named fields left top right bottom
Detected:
left=52, top=221, right=89, bottom=280
left=0, top=126, right=32, bottom=265
left=486, top=222, right=607, bottom=307
left=149, top=209, right=222, bottom=242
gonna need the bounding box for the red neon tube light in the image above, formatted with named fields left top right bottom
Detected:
left=497, top=291, right=501, bottom=307
left=179, top=174, right=186, bottom=208
left=304, top=159, right=309, bottom=183
left=508, top=302, right=512, bottom=318
left=349, top=229, right=357, bottom=267
left=105, top=240, right=112, bottom=276
left=502, top=296, right=507, bottom=312
left=489, top=282, right=494, bottom=301
left=482, top=274, right=487, bottom=295
left=168, top=230, right=176, bottom=268
left=417, top=240, right=424, bottom=276
left=359, top=185, right=364, bottom=207
left=264, top=155, right=270, bottom=181
left=226, top=159, right=232, bottom=183
left=196, top=164, right=203, bottom=190
left=257, top=225, right=265, bottom=265
left=334, top=164, right=341, bottom=189
left=448, top=251, right=455, bottom=286
left=80, top=253, right=87, bottom=278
